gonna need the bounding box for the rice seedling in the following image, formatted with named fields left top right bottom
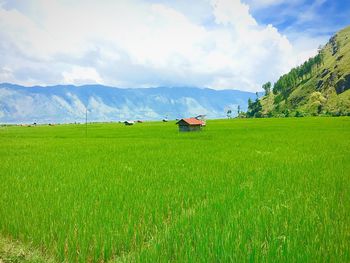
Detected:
left=0, top=117, right=349, bottom=262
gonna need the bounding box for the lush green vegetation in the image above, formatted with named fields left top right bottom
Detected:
left=272, top=52, right=323, bottom=97
left=250, top=25, right=350, bottom=118
left=1, top=118, right=350, bottom=262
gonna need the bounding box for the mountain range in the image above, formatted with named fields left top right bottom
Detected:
left=0, top=83, right=256, bottom=123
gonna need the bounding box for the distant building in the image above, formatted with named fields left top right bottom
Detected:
left=124, top=120, right=135, bottom=125
left=176, top=118, right=204, bottom=132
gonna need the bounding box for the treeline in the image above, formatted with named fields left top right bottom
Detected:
left=273, top=51, right=323, bottom=97
left=246, top=48, right=324, bottom=118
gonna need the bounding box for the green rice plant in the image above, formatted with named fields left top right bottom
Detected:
left=0, top=117, right=349, bottom=262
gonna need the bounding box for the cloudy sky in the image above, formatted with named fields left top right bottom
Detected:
left=0, top=0, right=349, bottom=91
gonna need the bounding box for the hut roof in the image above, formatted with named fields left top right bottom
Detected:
left=176, top=118, right=204, bottom=126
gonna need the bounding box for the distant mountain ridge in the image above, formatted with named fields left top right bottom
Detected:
left=0, top=83, right=256, bottom=123
left=255, top=25, right=350, bottom=117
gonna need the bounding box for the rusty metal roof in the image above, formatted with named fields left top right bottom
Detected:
left=176, top=118, right=204, bottom=125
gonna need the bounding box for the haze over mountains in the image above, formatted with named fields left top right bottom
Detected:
left=0, top=83, right=256, bottom=123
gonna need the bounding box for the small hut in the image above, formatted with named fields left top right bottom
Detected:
left=176, top=118, right=204, bottom=132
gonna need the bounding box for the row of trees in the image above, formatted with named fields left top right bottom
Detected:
left=272, top=49, right=324, bottom=97
left=245, top=47, right=325, bottom=118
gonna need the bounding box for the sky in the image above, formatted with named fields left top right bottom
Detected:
left=0, top=0, right=349, bottom=92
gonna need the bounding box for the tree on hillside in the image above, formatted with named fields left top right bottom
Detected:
left=262, top=82, right=271, bottom=95
left=247, top=98, right=262, bottom=118
left=248, top=98, right=253, bottom=109
left=272, top=51, right=325, bottom=97
left=317, top=45, right=325, bottom=65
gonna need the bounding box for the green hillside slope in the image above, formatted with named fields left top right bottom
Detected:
left=255, top=25, right=350, bottom=117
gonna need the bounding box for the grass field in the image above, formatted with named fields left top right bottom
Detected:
left=0, top=118, right=350, bottom=262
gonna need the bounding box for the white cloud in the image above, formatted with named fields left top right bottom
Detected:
left=0, top=0, right=321, bottom=91
left=0, top=66, right=13, bottom=81
left=212, top=0, right=257, bottom=27
left=63, top=66, right=102, bottom=85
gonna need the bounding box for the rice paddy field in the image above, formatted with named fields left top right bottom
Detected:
left=0, top=117, right=349, bottom=262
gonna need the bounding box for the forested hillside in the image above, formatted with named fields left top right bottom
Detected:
left=247, top=25, right=350, bottom=117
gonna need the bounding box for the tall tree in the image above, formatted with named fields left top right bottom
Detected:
left=248, top=98, right=253, bottom=108
left=247, top=98, right=262, bottom=118
left=262, top=82, right=271, bottom=95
